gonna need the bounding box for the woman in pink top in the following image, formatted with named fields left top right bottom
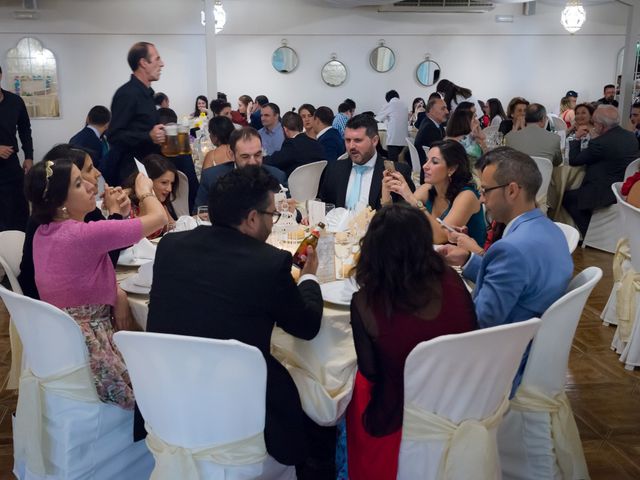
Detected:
left=25, top=152, right=167, bottom=409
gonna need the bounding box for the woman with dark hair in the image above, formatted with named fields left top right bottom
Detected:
left=487, top=98, right=507, bottom=127
left=568, top=102, right=595, bottom=137
left=436, top=78, right=479, bottom=114
left=191, top=95, right=209, bottom=118
left=231, top=94, right=252, bottom=126
left=202, top=116, right=235, bottom=169
left=409, top=97, right=426, bottom=129
left=124, top=154, right=178, bottom=239
left=298, top=103, right=316, bottom=138
left=19, top=145, right=131, bottom=300
left=24, top=148, right=167, bottom=409
left=499, top=97, right=529, bottom=135
left=382, top=139, right=486, bottom=246
left=445, top=109, right=486, bottom=161
left=346, top=204, right=476, bottom=480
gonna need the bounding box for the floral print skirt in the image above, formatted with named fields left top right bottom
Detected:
left=62, top=304, right=135, bottom=410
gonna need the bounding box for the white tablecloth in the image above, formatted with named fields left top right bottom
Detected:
left=548, top=164, right=586, bottom=226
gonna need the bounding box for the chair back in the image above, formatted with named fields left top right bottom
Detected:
left=0, top=230, right=25, bottom=294
left=337, top=152, right=349, bottom=161
left=550, top=115, right=567, bottom=132
left=0, top=286, right=88, bottom=378
left=114, top=332, right=267, bottom=448
left=522, top=267, right=602, bottom=396
left=288, top=160, right=328, bottom=202
left=405, top=138, right=421, bottom=173
left=172, top=170, right=190, bottom=217
left=531, top=156, right=553, bottom=204
left=614, top=182, right=640, bottom=271
left=624, top=157, right=640, bottom=179
left=554, top=222, right=580, bottom=253
left=397, top=318, right=541, bottom=479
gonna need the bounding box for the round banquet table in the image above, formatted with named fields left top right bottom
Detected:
left=547, top=164, right=586, bottom=227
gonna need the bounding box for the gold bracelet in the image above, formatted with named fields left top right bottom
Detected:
left=138, top=192, right=156, bottom=203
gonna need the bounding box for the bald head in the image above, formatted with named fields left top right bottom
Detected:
left=593, top=105, right=620, bottom=131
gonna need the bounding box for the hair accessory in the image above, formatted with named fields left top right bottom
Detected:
left=42, top=160, right=55, bottom=200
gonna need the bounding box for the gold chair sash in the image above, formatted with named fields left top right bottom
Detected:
left=14, top=364, right=99, bottom=476
left=616, top=267, right=640, bottom=342
left=612, top=237, right=631, bottom=282
left=145, top=424, right=267, bottom=480
left=402, top=394, right=510, bottom=480
left=511, top=386, right=590, bottom=480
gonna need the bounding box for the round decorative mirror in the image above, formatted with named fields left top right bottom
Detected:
left=272, top=42, right=299, bottom=73
left=321, top=56, right=347, bottom=87
left=370, top=42, right=395, bottom=73
left=416, top=58, right=441, bottom=87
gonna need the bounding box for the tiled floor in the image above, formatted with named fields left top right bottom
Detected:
left=0, top=247, right=638, bottom=478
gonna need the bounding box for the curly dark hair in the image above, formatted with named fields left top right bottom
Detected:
left=426, top=139, right=474, bottom=205
left=356, top=204, right=446, bottom=317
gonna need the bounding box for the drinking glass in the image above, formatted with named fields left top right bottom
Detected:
left=335, top=236, right=352, bottom=279
left=197, top=206, right=211, bottom=226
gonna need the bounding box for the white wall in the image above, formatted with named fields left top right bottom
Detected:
left=0, top=0, right=630, bottom=162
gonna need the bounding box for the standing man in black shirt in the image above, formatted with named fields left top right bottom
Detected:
left=0, top=65, right=32, bottom=231
left=105, top=42, right=166, bottom=185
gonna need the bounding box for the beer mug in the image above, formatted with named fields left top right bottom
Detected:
left=161, top=123, right=179, bottom=157
left=178, top=125, right=191, bottom=155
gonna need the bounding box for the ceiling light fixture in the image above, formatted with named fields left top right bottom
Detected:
left=561, top=0, right=586, bottom=34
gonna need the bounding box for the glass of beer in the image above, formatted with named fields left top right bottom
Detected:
left=178, top=125, right=191, bottom=155
left=161, top=123, right=179, bottom=157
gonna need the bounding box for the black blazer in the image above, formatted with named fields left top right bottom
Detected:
left=69, top=126, right=103, bottom=165
left=264, top=133, right=326, bottom=177
left=141, top=226, right=323, bottom=465
left=318, top=155, right=414, bottom=210
left=414, top=118, right=444, bottom=166
left=317, top=127, right=346, bottom=163
left=569, top=126, right=640, bottom=210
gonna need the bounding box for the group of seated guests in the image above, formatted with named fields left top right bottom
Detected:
left=11, top=79, right=640, bottom=479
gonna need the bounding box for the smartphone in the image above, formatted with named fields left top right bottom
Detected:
left=436, top=217, right=457, bottom=233
left=383, top=160, right=396, bottom=172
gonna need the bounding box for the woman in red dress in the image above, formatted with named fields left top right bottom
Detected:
left=347, top=203, right=477, bottom=479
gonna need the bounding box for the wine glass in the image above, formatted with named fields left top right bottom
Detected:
left=334, top=234, right=352, bottom=279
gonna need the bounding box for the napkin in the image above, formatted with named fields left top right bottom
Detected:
left=133, top=260, right=154, bottom=288
left=174, top=215, right=198, bottom=232
left=308, top=200, right=326, bottom=227
left=339, top=277, right=359, bottom=303
left=118, top=238, right=156, bottom=265
left=325, top=208, right=351, bottom=233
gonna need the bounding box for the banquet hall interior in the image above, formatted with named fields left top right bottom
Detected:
left=1, top=0, right=640, bottom=478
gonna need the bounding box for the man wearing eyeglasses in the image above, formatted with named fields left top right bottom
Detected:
left=194, top=127, right=287, bottom=210
left=441, top=147, right=573, bottom=330
left=144, top=165, right=324, bottom=471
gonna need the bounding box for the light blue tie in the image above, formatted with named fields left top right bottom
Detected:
left=346, top=164, right=370, bottom=210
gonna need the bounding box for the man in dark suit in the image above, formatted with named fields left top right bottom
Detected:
left=313, top=106, right=346, bottom=162
left=264, top=111, right=325, bottom=177
left=414, top=96, right=449, bottom=168
left=69, top=105, right=111, bottom=168
left=318, top=114, right=414, bottom=210
left=563, top=105, right=640, bottom=236
left=146, top=165, right=324, bottom=469
left=194, top=127, right=287, bottom=210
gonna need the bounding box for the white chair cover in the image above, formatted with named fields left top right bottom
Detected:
left=405, top=137, right=421, bottom=173
left=554, top=222, right=580, bottom=254
left=0, top=286, right=152, bottom=480
left=113, top=331, right=293, bottom=480
left=581, top=180, right=624, bottom=253
left=337, top=152, right=349, bottom=161
left=498, top=267, right=601, bottom=480
left=531, top=156, right=553, bottom=215
left=624, top=157, right=640, bottom=179
left=288, top=160, right=328, bottom=203
left=172, top=170, right=190, bottom=217
left=397, top=318, right=542, bottom=480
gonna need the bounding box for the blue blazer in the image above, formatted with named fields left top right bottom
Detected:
left=317, top=127, right=346, bottom=163
left=194, top=163, right=287, bottom=210
left=463, top=209, right=573, bottom=329
left=69, top=126, right=104, bottom=165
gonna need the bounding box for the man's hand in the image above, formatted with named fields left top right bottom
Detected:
left=300, top=246, right=319, bottom=276
left=149, top=124, right=166, bottom=145
left=0, top=145, right=14, bottom=159
left=438, top=244, right=471, bottom=267
left=23, top=159, right=33, bottom=174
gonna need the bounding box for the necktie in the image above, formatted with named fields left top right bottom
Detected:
left=101, top=136, right=110, bottom=158
left=346, top=164, right=370, bottom=210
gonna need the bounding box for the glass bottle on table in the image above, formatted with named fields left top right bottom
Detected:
left=292, top=222, right=325, bottom=268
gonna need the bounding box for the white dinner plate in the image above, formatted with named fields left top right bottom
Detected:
left=119, top=276, right=151, bottom=295
left=320, top=279, right=358, bottom=306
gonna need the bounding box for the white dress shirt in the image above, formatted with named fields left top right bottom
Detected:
left=345, top=153, right=377, bottom=209
left=376, top=98, right=409, bottom=147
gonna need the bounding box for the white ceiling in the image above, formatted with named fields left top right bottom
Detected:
left=320, top=0, right=616, bottom=6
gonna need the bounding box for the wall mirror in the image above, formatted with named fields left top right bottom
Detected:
left=321, top=56, right=347, bottom=87
left=370, top=42, right=395, bottom=73
left=4, top=37, right=60, bottom=118
left=416, top=57, right=441, bottom=87
left=272, top=41, right=299, bottom=73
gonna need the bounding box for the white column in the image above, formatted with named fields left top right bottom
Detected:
left=618, top=0, right=640, bottom=121
left=204, top=0, right=218, bottom=101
